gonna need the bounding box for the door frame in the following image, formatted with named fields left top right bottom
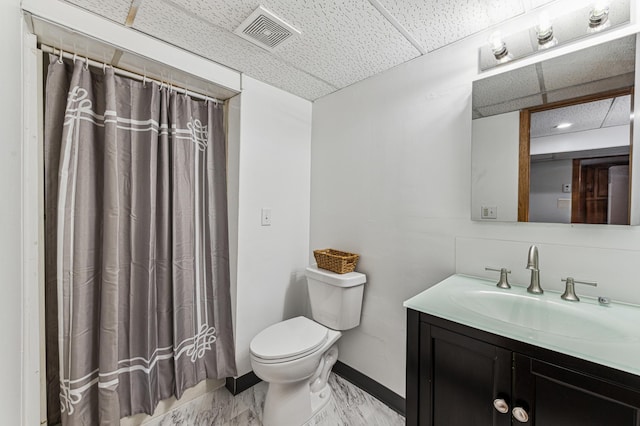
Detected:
left=21, top=26, right=46, bottom=425
left=518, top=87, right=635, bottom=222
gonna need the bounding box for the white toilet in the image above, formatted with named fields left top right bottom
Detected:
left=249, top=265, right=366, bottom=426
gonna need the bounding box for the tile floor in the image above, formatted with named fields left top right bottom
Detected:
left=143, top=373, right=405, bottom=426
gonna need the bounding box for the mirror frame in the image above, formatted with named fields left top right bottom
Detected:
left=517, top=87, right=635, bottom=222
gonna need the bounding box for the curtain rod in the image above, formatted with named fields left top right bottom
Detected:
left=40, top=44, right=224, bottom=104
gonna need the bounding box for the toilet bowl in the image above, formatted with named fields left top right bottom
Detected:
left=250, top=317, right=341, bottom=426
left=249, top=266, right=366, bottom=426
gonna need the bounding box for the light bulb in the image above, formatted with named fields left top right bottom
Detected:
left=536, top=12, right=558, bottom=50
left=488, top=31, right=504, bottom=52
left=537, top=12, right=553, bottom=34
left=488, top=31, right=511, bottom=62
left=588, top=1, right=610, bottom=32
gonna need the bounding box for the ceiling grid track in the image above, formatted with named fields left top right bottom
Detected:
left=110, top=49, right=124, bottom=67
left=367, top=0, right=427, bottom=55
left=535, top=62, right=548, bottom=104
left=601, top=98, right=617, bottom=127
left=125, top=0, right=144, bottom=27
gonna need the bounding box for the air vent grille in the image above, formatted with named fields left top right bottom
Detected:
left=234, top=6, right=300, bottom=52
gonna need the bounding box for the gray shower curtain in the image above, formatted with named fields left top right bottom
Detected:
left=44, top=55, right=236, bottom=425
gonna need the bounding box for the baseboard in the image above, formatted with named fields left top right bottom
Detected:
left=224, top=362, right=406, bottom=417
left=333, top=361, right=406, bottom=416
left=225, top=370, right=262, bottom=396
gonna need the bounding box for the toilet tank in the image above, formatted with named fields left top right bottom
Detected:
left=305, top=265, right=366, bottom=330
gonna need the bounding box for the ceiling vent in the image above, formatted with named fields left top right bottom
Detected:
left=234, top=5, right=301, bottom=52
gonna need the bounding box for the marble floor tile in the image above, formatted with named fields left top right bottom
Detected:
left=140, top=373, right=405, bottom=426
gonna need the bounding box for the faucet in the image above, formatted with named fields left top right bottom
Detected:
left=561, top=277, right=597, bottom=302
left=526, top=245, right=543, bottom=294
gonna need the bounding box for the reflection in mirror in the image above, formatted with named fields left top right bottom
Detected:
left=471, top=34, right=636, bottom=225
left=527, top=92, right=631, bottom=225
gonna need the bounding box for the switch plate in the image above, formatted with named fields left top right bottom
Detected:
left=562, top=183, right=571, bottom=193
left=481, top=205, right=497, bottom=219
left=261, top=208, right=272, bottom=226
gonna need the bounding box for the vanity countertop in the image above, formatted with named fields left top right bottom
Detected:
left=404, top=274, right=640, bottom=376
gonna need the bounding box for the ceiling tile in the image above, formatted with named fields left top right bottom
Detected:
left=476, top=94, right=543, bottom=117
left=545, top=72, right=635, bottom=104
left=603, top=95, right=632, bottom=128
left=542, top=35, right=636, bottom=92
left=473, top=64, right=541, bottom=108
left=166, top=0, right=421, bottom=88
left=530, top=98, right=613, bottom=137
left=377, top=0, right=525, bottom=52
left=133, top=0, right=336, bottom=100
left=62, top=0, right=131, bottom=24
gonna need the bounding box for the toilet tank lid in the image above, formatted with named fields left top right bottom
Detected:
left=305, top=265, right=366, bottom=287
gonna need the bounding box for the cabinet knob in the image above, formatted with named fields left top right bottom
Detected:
left=493, top=398, right=509, bottom=414
left=512, top=406, right=529, bottom=423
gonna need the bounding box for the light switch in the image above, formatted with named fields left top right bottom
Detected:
left=562, top=183, right=571, bottom=193
left=261, top=208, right=272, bottom=226
left=481, top=206, right=497, bottom=219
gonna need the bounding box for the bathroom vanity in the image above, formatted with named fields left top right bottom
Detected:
left=404, top=275, right=640, bottom=426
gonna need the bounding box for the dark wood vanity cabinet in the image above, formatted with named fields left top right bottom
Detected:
left=406, top=309, right=640, bottom=426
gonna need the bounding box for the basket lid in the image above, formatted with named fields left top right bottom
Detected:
left=306, top=265, right=366, bottom=287
left=250, top=316, right=328, bottom=360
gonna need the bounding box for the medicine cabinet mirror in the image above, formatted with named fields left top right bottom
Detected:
left=471, top=33, right=637, bottom=225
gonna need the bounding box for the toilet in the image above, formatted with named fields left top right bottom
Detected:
left=249, top=265, right=366, bottom=426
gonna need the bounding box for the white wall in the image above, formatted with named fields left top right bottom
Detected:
left=311, top=27, right=640, bottom=399
left=531, top=124, right=630, bottom=155
left=529, top=159, right=572, bottom=223
left=232, top=76, right=312, bottom=375
left=0, top=0, right=27, bottom=424
left=311, top=43, right=474, bottom=397
left=471, top=112, right=519, bottom=221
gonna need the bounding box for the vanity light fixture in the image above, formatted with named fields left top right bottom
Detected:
left=588, top=1, right=610, bottom=32
left=536, top=12, right=558, bottom=50
left=489, top=32, right=512, bottom=63
left=555, top=122, right=573, bottom=129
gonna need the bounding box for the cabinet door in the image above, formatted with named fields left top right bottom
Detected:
left=513, top=353, right=640, bottom=426
left=421, top=326, right=512, bottom=426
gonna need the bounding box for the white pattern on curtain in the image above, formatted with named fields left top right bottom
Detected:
left=44, top=56, right=236, bottom=425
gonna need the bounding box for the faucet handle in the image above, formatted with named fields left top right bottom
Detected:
left=485, top=267, right=511, bottom=289
left=561, top=277, right=597, bottom=302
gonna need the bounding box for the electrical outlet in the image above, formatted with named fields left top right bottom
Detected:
left=562, top=183, right=571, bottom=193
left=481, top=205, right=497, bottom=219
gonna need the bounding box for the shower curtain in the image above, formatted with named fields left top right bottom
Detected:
left=44, top=55, right=236, bottom=425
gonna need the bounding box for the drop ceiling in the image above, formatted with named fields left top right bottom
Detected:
left=530, top=94, right=631, bottom=138
left=54, top=0, right=556, bottom=101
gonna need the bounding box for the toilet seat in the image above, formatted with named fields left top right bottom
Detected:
left=250, top=316, right=328, bottom=364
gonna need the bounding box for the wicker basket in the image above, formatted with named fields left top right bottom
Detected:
left=313, top=249, right=359, bottom=274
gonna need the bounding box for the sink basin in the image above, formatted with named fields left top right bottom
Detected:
left=404, top=274, right=640, bottom=376
left=449, top=288, right=629, bottom=342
